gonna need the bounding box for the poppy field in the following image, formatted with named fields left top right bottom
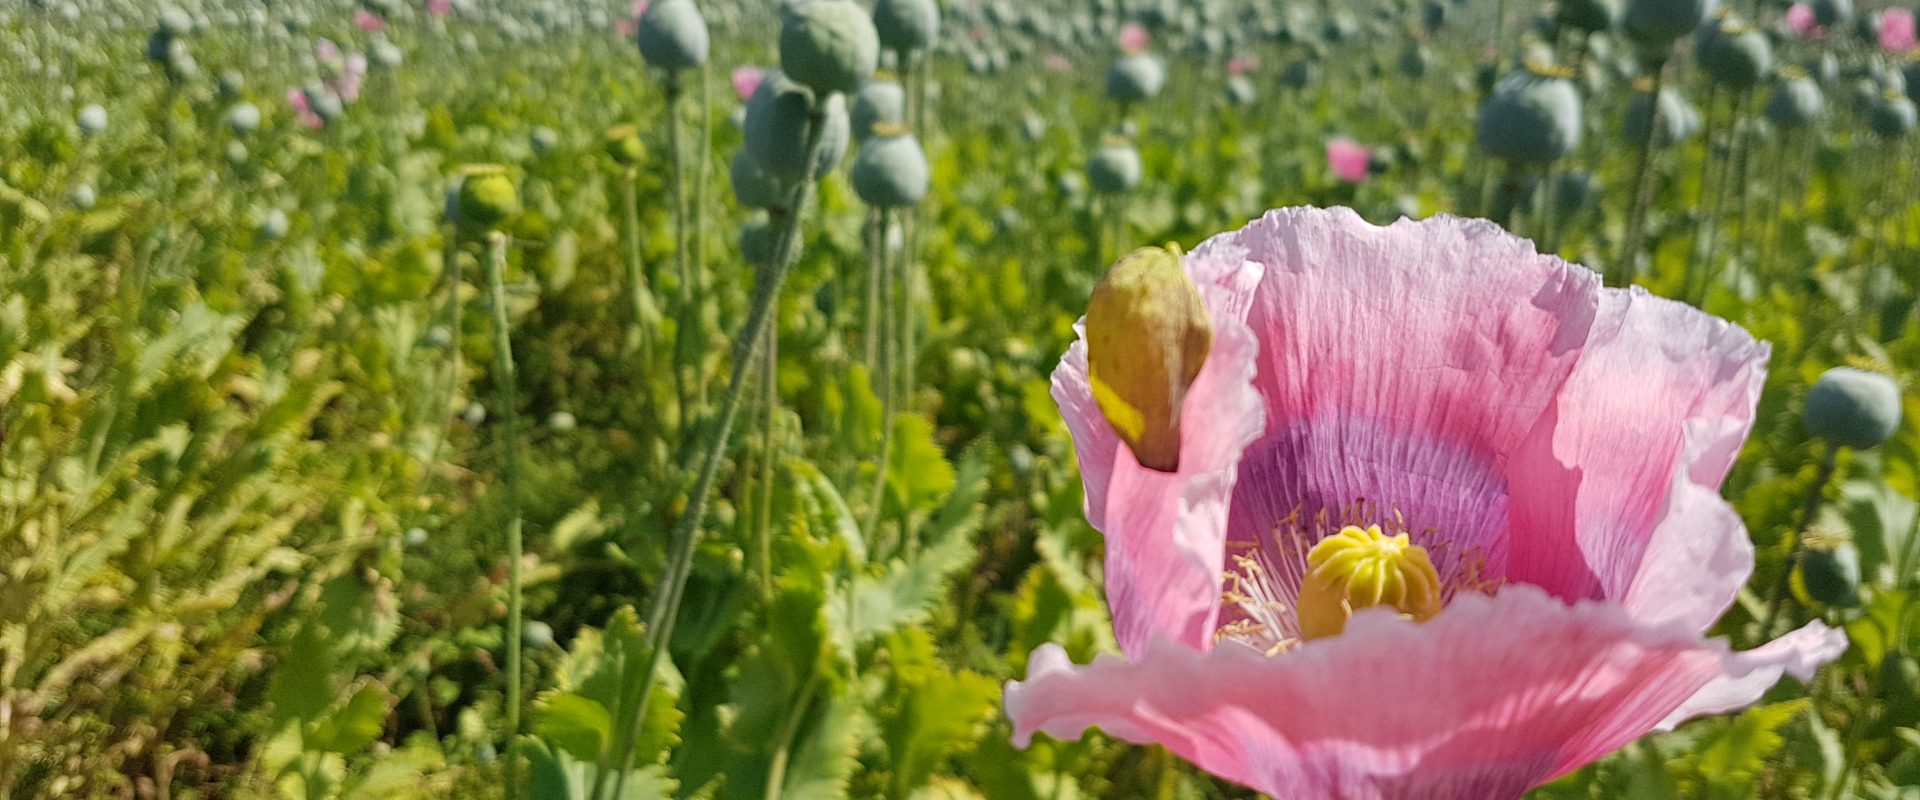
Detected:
left=5, top=0, right=1920, bottom=797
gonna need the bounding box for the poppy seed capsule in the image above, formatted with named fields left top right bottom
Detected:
left=530, top=126, right=559, bottom=156
left=1870, top=94, right=1919, bottom=139
left=730, top=148, right=786, bottom=209
left=1800, top=537, right=1861, bottom=607
left=1765, top=74, right=1825, bottom=128
left=1086, top=137, right=1143, bottom=194
left=1558, top=0, right=1621, bottom=34
left=77, top=103, right=107, bottom=135
left=1624, top=84, right=1699, bottom=145
left=452, top=165, right=519, bottom=233
left=604, top=125, right=646, bottom=166
left=1106, top=52, right=1167, bottom=104
left=874, top=0, right=940, bottom=53
left=744, top=71, right=849, bottom=182
left=1804, top=366, right=1902, bottom=449
left=1085, top=244, right=1213, bottom=472
left=636, top=0, right=709, bottom=73
left=1699, top=22, right=1771, bottom=90
left=851, top=125, right=929, bottom=208
left=739, top=214, right=779, bottom=266
left=1811, top=0, right=1851, bottom=28
left=1475, top=65, right=1583, bottom=164
left=69, top=183, right=96, bottom=211
left=851, top=78, right=907, bottom=143
left=157, top=7, right=193, bottom=37
left=1623, top=0, right=1713, bottom=48
left=228, top=102, right=261, bottom=135
left=780, top=0, right=880, bottom=98
left=257, top=208, right=289, bottom=240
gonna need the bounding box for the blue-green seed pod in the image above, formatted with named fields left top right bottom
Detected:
left=1283, top=58, right=1319, bottom=89
left=1808, top=53, right=1841, bottom=85
left=228, top=102, right=261, bottom=136
left=1699, top=22, right=1771, bottom=90
left=77, top=103, right=107, bottom=135
left=636, top=0, right=709, bottom=73
left=224, top=140, right=248, bottom=165
left=1226, top=74, right=1257, bottom=106
left=1907, top=62, right=1920, bottom=105
left=69, top=183, right=96, bottom=211
left=451, top=165, right=519, bottom=233
left=1871, top=94, right=1919, bottom=139
left=257, top=208, right=289, bottom=240
left=740, top=213, right=778, bottom=266
left=874, top=0, right=939, bottom=53
left=1086, top=136, right=1143, bottom=194
left=1558, top=0, right=1621, bottom=33
left=851, top=78, right=907, bottom=141
left=530, top=126, right=559, bottom=156
left=218, top=70, right=245, bottom=98
left=522, top=620, right=555, bottom=649
left=305, top=85, right=343, bottom=123
left=371, top=39, right=404, bottom=69
left=1476, top=66, right=1583, bottom=163
left=157, top=6, right=193, bottom=37
left=1811, top=0, right=1851, bottom=28
left=1399, top=44, right=1432, bottom=78
left=780, top=0, right=880, bottom=97
left=813, top=93, right=852, bottom=177
left=1021, top=113, right=1047, bottom=142
left=1106, top=52, right=1167, bottom=104
left=1624, top=0, right=1714, bottom=48
left=851, top=125, right=929, bottom=208
left=731, top=147, right=786, bottom=209
left=1800, top=539, right=1861, bottom=607
left=1765, top=73, right=1825, bottom=128
left=1624, top=84, right=1698, bottom=144
left=744, top=70, right=818, bottom=182
left=1804, top=366, right=1902, bottom=449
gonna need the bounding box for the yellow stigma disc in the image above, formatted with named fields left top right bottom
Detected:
left=1295, top=525, right=1443, bottom=640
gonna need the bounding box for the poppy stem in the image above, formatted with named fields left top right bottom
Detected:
left=1616, top=57, right=1668, bottom=287
left=1758, top=444, right=1838, bottom=644
left=483, top=231, right=525, bottom=800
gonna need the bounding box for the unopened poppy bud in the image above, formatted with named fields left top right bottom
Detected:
left=780, top=0, right=879, bottom=98
left=636, top=0, right=709, bottom=73
left=1085, top=244, right=1211, bottom=471
left=1804, top=366, right=1902, bottom=449
left=452, top=165, right=519, bottom=233
left=850, top=125, right=929, bottom=208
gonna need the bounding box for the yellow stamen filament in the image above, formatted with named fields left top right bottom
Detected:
left=1296, top=524, right=1443, bottom=640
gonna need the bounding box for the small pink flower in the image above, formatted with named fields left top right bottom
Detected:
left=315, top=38, right=342, bottom=64
left=631, top=0, right=648, bottom=16
left=1325, top=137, right=1371, bottom=182
left=1786, top=3, right=1822, bottom=35
left=425, top=0, right=452, bottom=17
left=1879, top=8, right=1916, bottom=51
left=616, top=18, right=637, bottom=38
left=1004, top=208, right=1846, bottom=800
left=732, top=66, right=764, bottom=101
left=1226, top=55, right=1259, bottom=76
left=354, top=9, right=386, bottom=31
left=287, top=87, right=324, bottom=129
left=1044, top=53, right=1072, bottom=73
left=1119, top=23, right=1150, bottom=53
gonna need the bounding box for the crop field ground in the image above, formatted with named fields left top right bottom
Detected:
left=3, top=0, right=1920, bottom=798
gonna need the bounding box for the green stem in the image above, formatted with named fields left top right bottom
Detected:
left=1759, top=444, right=1838, bottom=644
left=756, top=318, right=778, bottom=601
left=693, top=62, right=714, bottom=411
left=1617, top=57, right=1668, bottom=287
left=484, top=232, right=526, bottom=800
left=765, top=673, right=822, bottom=800
left=866, top=207, right=898, bottom=557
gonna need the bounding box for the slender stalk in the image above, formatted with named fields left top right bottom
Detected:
left=764, top=673, right=822, bottom=800
left=864, top=208, right=883, bottom=371
left=1762, top=133, right=1791, bottom=277
left=866, top=207, right=899, bottom=556
left=602, top=117, right=828, bottom=800
left=666, top=81, right=695, bottom=433
left=1695, top=92, right=1747, bottom=304
left=756, top=319, right=778, bottom=601
left=693, top=62, right=714, bottom=411
left=483, top=232, right=526, bottom=800
left=1759, top=444, right=1838, bottom=643
left=1616, top=58, right=1668, bottom=287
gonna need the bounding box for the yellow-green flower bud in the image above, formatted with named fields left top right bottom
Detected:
left=1084, top=244, right=1212, bottom=472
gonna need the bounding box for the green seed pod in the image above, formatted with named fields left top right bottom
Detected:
left=1624, top=83, right=1698, bottom=145
left=522, top=620, right=555, bottom=649
left=1475, top=65, right=1583, bottom=164
left=1906, top=62, right=1920, bottom=105
left=1226, top=74, right=1257, bottom=106
left=77, top=103, right=107, bottom=135
left=218, top=69, right=245, bottom=98
left=1085, top=244, right=1213, bottom=472
left=157, top=6, right=193, bottom=37
left=851, top=125, right=929, bottom=208
left=812, top=92, right=852, bottom=177
left=257, top=208, right=289, bottom=240
left=1804, top=366, right=1902, bottom=449
left=1811, top=0, right=1851, bottom=28
left=780, top=0, right=880, bottom=98
left=306, top=85, right=343, bottom=123
left=1800, top=538, right=1861, bottom=607
left=1870, top=95, right=1918, bottom=139
left=636, top=0, right=709, bottom=73
left=603, top=126, right=645, bottom=168
left=228, top=102, right=260, bottom=136
left=1283, top=59, right=1320, bottom=90
left=1106, top=52, right=1168, bottom=104
left=1765, top=73, right=1826, bottom=129
left=1699, top=21, right=1771, bottom=90
left=1087, top=137, right=1143, bottom=194
left=452, top=165, right=519, bottom=233
left=731, top=148, right=786, bottom=209
left=1558, top=0, right=1621, bottom=34
left=1624, top=0, right=1713, bottom=48
left=745, top=70, right=849, bottom=183
left=851, top=78, right=906, bottom=142
left=874, top=0, right=940, bottom=53
left=530, top=126, right=559, bottom=156
left=1398, top=43, right=1433, bottom=79
left=69, top=183, right=96, bottom=211
left=371, top=39, right=404, bottom=69
left=224, top=140, right=248, bottom=165
left=740, top=213, right=779, bottom=266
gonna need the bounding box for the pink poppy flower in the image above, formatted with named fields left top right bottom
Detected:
left=1227, top=55, right=1259, bottom=76
left=1326, top=137, right=1372, bottom=182
left=732, top=66, right=764, bottom=102
left=616, top=18, right=637, bottom=38
left=287, top=87, right=324, bottom=129
left=1119, top=22, right=1150, bottom=53
left=631, top=0, right=649, bottom=16
left=1044, top=53, right=1072, bottom=73
left=425, top=0, right=452, bottom=17
left=354, top=9, right=386, bottom=32
left=1880, top=8, right=1916, bottom=51
left=1786, top=3, right=1822, bottom=35
left=1003, top=208, right=1846, bottom=800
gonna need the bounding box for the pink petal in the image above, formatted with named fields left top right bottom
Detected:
left=316, top=39, right=341, bottom=63
left=1198, top=209, right=1601, bottom=588
left=425, top=0, right=452, bottom=17
left=1052, top=248, right=1266, bottom=655
left=732, top=66, right=765, bottom=102
left=1786, top=3, right=1818, bottom=34
left=1006, top=586, right=1745, bottom=799
left=354, top=9, right=386, bottom=31
left=1326, top=138, right=1372, bottom=182
left=1506, top=287, right=1767, bottom=628
left=1119, top=23, right=1150, bottom=52
left=1880, top=9, right=1917, bottom=51
left=1657, top=620, right=1848, bottom=730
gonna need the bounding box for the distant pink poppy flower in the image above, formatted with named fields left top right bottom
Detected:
left=732, top=66, right=764, bottom=101
left=631, top=0, right=648, bottom=16
left=287, top=87, right=324, bottom=129
left=1226, top=55, right=1259, bottom=76
left=425, top=0, right=452, bottom=17
left=1880, top=8, right=1916, bottom=51
left=1119, top=23, right=1150, bottom=52
left=616, top=18, right=637, bottom=38
left=1044, top=53, right=1072, bottom=73
left=1786, top=3, right=1822, bottom=35
left=1004, top=208, right=1846, bottom=800
left=1326, top=137, right=1371, bottom=182
left=316, top=38, right=342, bottom=64
left=355, top=9, right=386, bottom=31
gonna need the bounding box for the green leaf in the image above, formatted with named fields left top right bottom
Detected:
left=268, top=620, right=339, bottom=727
left=1695, top=700, right=1811, bottom=795
left=781, top=693, right=870, bottom=800
left=883, top=659, right=1001, bottom=793
left=886, top=415, right=955, bottom=518
left=730, top=580, right=831, bottom=749
left=535, top=692, right=614, bottom=764
left=307, top=682, right=393, bottom=754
